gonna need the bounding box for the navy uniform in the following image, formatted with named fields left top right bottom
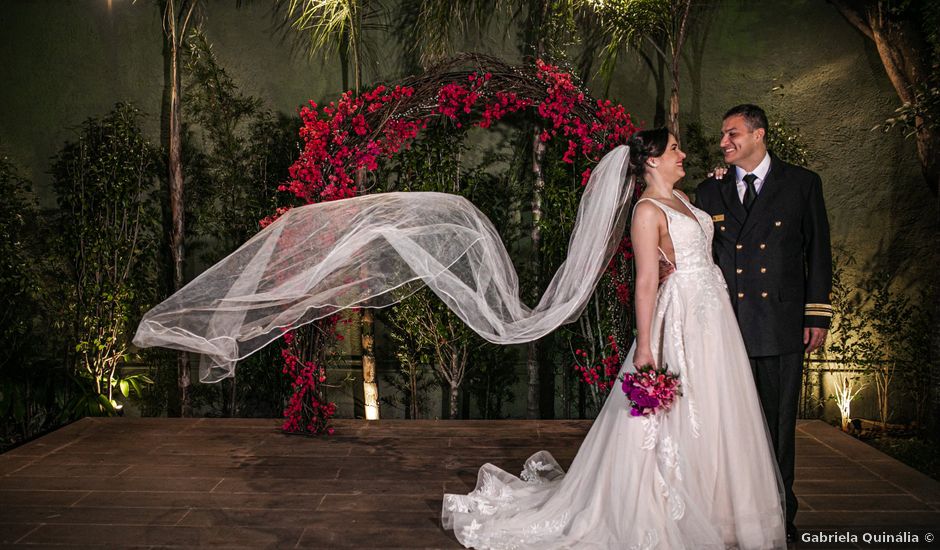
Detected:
left=694, top=151, right=832, bottom=532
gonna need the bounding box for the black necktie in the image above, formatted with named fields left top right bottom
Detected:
left=742, top=173, right=758, bottom=211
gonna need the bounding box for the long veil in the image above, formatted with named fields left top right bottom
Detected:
left=133, top=145, right=633, bottom=383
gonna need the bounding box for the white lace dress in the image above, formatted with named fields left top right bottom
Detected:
left=442, top=192, right=786, bottom=549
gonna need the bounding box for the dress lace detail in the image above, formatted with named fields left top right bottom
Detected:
left=442, top=191, right=786, bottom=549
left=520, top=459, right=554, bottom=484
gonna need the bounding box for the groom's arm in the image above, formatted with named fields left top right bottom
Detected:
left=802, top=173, right=833, bottom=331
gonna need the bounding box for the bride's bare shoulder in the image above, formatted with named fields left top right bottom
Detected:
left=632, top=199, right=665, bottom=225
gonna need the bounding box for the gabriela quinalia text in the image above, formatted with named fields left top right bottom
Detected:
left=802, top=531, right=927, bottom=544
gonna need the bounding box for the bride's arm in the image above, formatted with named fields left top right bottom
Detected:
left=631, top=202, right=663, bottom=368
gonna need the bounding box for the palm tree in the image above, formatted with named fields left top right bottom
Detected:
left=395, top=0, right=498, bottom=72
left=587, top=0, right=696, bottom=141
left=287, top=0, right=386, bottom=92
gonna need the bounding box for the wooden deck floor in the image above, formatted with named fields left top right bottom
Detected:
left=0, top=418, right=938, bottom=549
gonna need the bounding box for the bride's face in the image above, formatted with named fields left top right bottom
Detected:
left=650, top=134, right=686, bottom=183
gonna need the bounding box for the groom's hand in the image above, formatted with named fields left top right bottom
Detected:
left=658, top=257, right=675, bottom=283
left=707, top=166, right=729, bottom=180
left=804, top=327, right=828, bottom=353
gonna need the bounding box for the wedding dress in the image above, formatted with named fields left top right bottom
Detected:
left=442, top=192, right=787, bottom=549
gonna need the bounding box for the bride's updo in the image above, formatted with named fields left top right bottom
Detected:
left=627, top=127, right=670, bottom=181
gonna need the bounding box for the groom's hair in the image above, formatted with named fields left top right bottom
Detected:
left=723, top=104, right=768, bottom=134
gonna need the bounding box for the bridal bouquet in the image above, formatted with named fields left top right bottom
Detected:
left=620, top=364, right=682, bottom=417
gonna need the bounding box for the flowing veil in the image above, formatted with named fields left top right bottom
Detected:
left=133, top=145, right=633, bottom=383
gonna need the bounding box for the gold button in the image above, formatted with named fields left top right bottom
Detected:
left=736, top=244, right=743, bottom=250
left=759, top=243, right=766, bottom=250
left=774, top=221, right=782, bottom=227
left=761, top=291, right=768, bottom=298
left=720, top=225, right=726, bottom=231
left=760, top=267, right=767, bottom=273
left=736, top=268, right=743, bottom=274
left=737, top=292, right=744, bottom=299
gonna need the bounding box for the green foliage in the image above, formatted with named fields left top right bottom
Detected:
left=765, top=118, right=810, bottom=167
left=0, top=155, right=38, bottom=374
left=67, top=371, right=154, bottom=417
left=382, top=319, right=439, bottom=419
left=877, top=0, right=940, bottom=137
left=466, top=344, right=517, bottom=419
left=393, top=0, right=498, bottom=72
left=177, top=28, right=300, bottom=417
left=816, top=250, right=935, bottom=427
left=680, top=122, right=723, bottom=185
left=538, top=139, right=633, bottom=417
left=50, top=103, right=162, bottom=416
left=378, top=125, right=522, bottom=419
left=286, top=0, right=388, bottom=90
left=0, top=155, right=76, bottom=449
left=592, top=0, right=671, bottom=49
left=590, top=0, right=672, bottom=78
left=184, top=28, right=298, bottom=260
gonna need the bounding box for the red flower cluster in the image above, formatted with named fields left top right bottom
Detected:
left=606, top=236, right=635, bottom=306
left=479, top=91, right=531, bottom=129
left=437, top=74, right=485, bottom=123
left=284, top=60, right=638, bottom=208
left=534, top=60, right=638, bottom=170
left=285, top=85, right=422, bottom=204
left=278, top=321, right=341, bottom=435
left=572, top=335, right=622, bottom=394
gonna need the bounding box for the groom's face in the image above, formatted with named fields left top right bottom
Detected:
left=720, top=115, right=765, bottom=166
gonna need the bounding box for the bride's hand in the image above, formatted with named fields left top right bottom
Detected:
left=633, top=348, right=656, bottom=369
left=707, top=165, right=729, bottom=180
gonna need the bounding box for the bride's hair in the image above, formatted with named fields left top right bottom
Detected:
left=626, top=127, right=670, bottom=181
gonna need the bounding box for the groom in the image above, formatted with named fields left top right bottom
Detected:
left=694, top=104, right=832, bottom=543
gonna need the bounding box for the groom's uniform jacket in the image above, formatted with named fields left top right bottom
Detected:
left=694, top=153, right=832, bottom=357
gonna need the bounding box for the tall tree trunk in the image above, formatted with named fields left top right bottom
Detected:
left=357, top=166, right=379, bottom=419
left=360, top=309, right=379, bottom=419
left=667, top=82, right=680, bottom=141
left=339, top=34, right=350, bottom=92
left=524, top=0, right=553, bottom=420
left=409, top=364, right=419, bottom=419
left=449, top=378, right=459, bottom=420
left=667, top=0, right=692, bottom=143
left=651, top=52, right=667, bottom=128
left=345, top=13, right=378, bottom=419
left=681, top=2, right=716, bottom=129
left=527, top=128, right=546, bottom=419
left=165, top=0, right=192, bottom=417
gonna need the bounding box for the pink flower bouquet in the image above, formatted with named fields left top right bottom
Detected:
left=620, top=364, right=682, bottom=417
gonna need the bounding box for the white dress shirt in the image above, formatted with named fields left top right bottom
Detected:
left=735, top=152, right=771, bottom=203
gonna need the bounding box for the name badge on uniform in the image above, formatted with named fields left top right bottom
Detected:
left=712, top=214, right=725, bottom=222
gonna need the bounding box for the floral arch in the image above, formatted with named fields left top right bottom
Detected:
left=275, top=53, right=639, bottom=433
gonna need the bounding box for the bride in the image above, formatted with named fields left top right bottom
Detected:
left=441, top=128, right=787, bottom=549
